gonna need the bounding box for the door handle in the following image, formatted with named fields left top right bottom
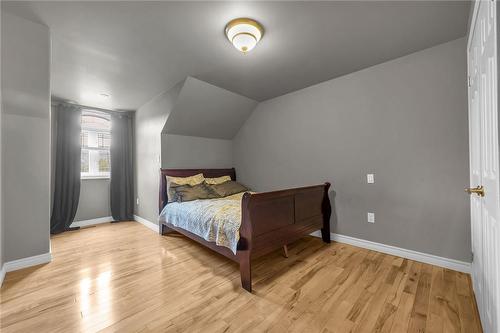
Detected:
left=465, top=185, right=485, bottom=197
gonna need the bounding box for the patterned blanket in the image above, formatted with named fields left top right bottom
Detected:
left=159, top=192, right=246, bottom=254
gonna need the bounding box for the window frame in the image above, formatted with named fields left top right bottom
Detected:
left=81, top=110, right=111, bottom=180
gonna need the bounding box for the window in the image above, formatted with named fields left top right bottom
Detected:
left=81, top=110, right=111, bottom=178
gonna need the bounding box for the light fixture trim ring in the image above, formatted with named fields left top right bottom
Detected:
left=225, top=18, right=264, bottom=39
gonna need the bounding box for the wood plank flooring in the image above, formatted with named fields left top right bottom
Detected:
left=0, top=222, right=482, bottom=332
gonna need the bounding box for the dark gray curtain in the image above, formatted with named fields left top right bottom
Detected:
left=110, top=112, right=134, bottom=221
left=51, top=104, right=82, bottom=234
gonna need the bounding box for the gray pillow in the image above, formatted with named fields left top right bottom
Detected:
left=166, top=173, right=205, bottom=203
left=172, top=183, right=219, bottom=203
left=209, top=181, right=248, bottom=197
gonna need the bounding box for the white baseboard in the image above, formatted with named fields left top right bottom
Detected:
left=3, top=252, right=52, bottom=273
left=311, top=231, right=471, bottom=273
left=0, top=264, right=5, bottom=287
left=134, top=215, right=158, bottom=232
left=70, top=216, right=114, bottom=228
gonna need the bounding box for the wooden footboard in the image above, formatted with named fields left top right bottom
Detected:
left=158, top=168, right=331, bottom=292
left=237, top=183, right=331, bottom=291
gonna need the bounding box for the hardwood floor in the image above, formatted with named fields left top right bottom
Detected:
left=0, top=222, right=482, bottom=332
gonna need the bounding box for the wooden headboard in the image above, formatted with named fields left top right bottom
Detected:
left=159, top=168, right=236, bottom=213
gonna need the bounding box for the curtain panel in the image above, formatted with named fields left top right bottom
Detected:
left=110, top=112, right=134, bottom=221
left=50, top=104, right=82, bottom=234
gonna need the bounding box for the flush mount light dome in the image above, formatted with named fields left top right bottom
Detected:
left=225, top=18, right=264, bottom=53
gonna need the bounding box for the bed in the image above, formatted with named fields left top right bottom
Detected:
left=158, top=168, right=332, bottom=292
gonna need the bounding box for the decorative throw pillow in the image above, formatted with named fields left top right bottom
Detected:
left=166, top=173, right=205, bottom=202
left=173, top=183, right=219, bottom=203
left=205, top=175, right=232, bottom=185
left=209, top=181, right=249, bottom=198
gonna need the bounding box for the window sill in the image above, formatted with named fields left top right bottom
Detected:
left=81, top=176, right=110, bottom=180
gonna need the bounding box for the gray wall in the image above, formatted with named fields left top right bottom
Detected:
left=74, top=180, right=111, bottom=221
left=135, top=77, right=254, bottom=225
left=134, top=82, right=184, bottom=224
left=161, top=134, right=232, bottom=169
left=1, top=12, right=51, bottom=261
left=233, top=37, right=470, bottom=262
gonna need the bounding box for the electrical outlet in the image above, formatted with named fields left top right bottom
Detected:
left=367, top=212, right=375, bottom=223
left=367, top=174, right=375, bottom=184
left=136, top=197, right=140, bottom=206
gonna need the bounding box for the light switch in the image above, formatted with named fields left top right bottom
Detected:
left=367, top=213, right=375, bottom=223
left=367, top=174, right=375, bottom=184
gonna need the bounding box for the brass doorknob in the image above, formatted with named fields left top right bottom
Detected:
left=465, top=185, right=485, bottom=197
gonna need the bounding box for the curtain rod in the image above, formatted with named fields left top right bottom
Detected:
left=51, top=99, right=135, bottom=114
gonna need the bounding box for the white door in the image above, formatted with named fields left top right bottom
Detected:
left=468, top=1, right=500, bottom=332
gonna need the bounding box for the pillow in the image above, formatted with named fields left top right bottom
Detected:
left=209, top=181, right=249, bottom=197
left=172, top=183, right=219, bottom=203
left=166, top=173, right=205, bottom=202
left=205, top=175, right=232, bottom=185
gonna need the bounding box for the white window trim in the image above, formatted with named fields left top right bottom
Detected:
left=81, top=175, right=110, bottom=180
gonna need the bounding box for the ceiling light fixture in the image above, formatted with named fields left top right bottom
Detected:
left=225, top=18, right=264, bottom=54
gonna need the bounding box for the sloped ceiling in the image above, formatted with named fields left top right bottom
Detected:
left=163, top=77, right=257, bottom=140
left=1, top=1, right=470, bottom=110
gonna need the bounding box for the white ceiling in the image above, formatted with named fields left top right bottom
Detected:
left=2, top=1, right=470, bottom=110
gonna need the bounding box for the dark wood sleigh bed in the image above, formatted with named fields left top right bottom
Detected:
left=159, top=168, right=331, bottom=292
